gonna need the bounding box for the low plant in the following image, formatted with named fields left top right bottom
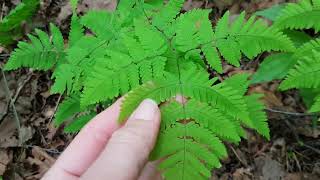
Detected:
left=0, top=0, right=39, bottom=46
left=253, top=0, right=320, bottom=112
left=3, top=0, right=301, bottom=179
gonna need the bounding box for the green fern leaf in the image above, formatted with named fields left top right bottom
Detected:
left=245, top=94, right=270, bottom=139
left=55, top=94, right=81, bottom=126
left=280, top=51, right=320, bottom=90
left=68, top=14, right=84, bottom=47
left=81, top=54, right=167, bottom=106
left=70, top=0, right=79, bottom=12
left=151, top=123, right=223, bottom=179
left=51, top=64, right=77, bottom=94
left=80, top=10, right=114, bottom=39
left=152, top=0, right=184, bottom=30
left=119, top=68, right=249, bottom=122
left=214, top=11, right=295, bottom=65
left=292, top=38, right=320, bottom=60
left=64, top=113, right=96, bottom=132
left=0, top=0, right=39, bottom=32
left=309, top=95, right=320, bottom=112
left=161, top=101, right=241, bottom=142
left=223, top=73, right=250, bottom=96
left=274, top=0, right=320, bottom=31
left=50, top=23, right=65, bottom=52
left=134, top=18, right=168, bottom=57
left=4, top=27, right=65, bottom=71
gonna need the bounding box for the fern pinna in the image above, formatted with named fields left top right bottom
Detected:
left=261, top=0, right=320, bottom=113
left=4, top=0, right=297, bottom=179
left=0, top=0, right=39, bottom=46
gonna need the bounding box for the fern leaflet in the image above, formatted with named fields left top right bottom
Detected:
left=274, top=0, right=320, bottom=31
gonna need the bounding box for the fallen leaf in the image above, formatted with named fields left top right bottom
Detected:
left=254, top=156, right=286, bottom=180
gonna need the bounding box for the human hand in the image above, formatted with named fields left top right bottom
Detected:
left=43, top=98, right=162, bottom=180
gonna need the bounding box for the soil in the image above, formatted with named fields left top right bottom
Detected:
left=0, top=0, right=319, bottom=179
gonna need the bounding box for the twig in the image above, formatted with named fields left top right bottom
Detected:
left=265, top=108, right=317, bottom=117
left=284, top=118, right=320, bottom=156
left=302, top=143, right=320, bottom=155
left=229, top=145, right=247, bottom=167
left=48, top=94, right=62, bottom=123
left=1, top=69, right=22, bottom=145
left=0, top=70, right=32, bottom=122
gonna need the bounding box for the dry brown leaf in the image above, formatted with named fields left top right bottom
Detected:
left=248, top=86, right=283, bottom=108
left=0, top=149, right=12, bottom=175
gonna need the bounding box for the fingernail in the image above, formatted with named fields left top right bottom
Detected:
left=130, top=99, right=158, bottom=121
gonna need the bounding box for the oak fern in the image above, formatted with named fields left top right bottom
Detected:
left=3, top=0, right=277, bottom=179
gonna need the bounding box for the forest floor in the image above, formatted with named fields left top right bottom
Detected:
left=0, top=0, right=319, bottom=179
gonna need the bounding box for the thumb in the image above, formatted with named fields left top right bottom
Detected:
left=81, top=99, right=161, bottom=180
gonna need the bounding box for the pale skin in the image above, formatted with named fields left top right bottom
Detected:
left=42, top=98, right=162, bottom=180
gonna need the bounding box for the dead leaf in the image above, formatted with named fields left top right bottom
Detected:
left=0, top=149, right=12, bottom=175
left=183, top=0, right=204, bottom=11
left=248, top=86, right=283, bottom=108
left=25, top=146, right=55, bottom=179
left=254, top=156, right=286, bottom=180
left=0, top=116, right=19, bottom=148
left=233, top=168, right=252, bottom=180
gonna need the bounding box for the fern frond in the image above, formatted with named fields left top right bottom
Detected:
left=55, top=94, right=81, bottom=126
left=292, top=38, right=320, bottom=60
left=0, top=0, right=39, bottom=32
left=51, top=64, right=78, bottom=94
left=309, top=95, right=320, bottom=112
left=151, top=123, right=223, bottom=180
left=64, top=113, right=96, bottom=132
left=4, top=26, right=65, bottom=71
left=81, top=18, right=169, bottom=106
left=280, top=51, right=320, bottom=90
left=134, top=18, right=168, bottom=57
left=214, top=11, right=295, bottom=66
left=119, top=68, right=249, bottom=122
left=68, top=14, right=84, bottom=47
left=160, top=101, right=241, bottom=142
left=221, top=73, right=250, bottom=96
left=174, top=9, right=213, bottom=51
left=81, top=54, right=167, bottom=106
left=152, top=0, right=184, bottom=30
left=245, top=94, right=270, bottom=139
left=274, top=0, right=320, bottom=31
left=81, top=10, right=114, bottom=39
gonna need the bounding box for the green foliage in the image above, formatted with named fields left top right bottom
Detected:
left=310, top=95, right=320, bottom=112
left=274, top=0, right=320, bottom=31
left=255, top=4, right=286, bottom=21
left=253, top=0, right=320, bottom=113
left=0, top=0, right=39, bottom=46
left=64, top=113, right=96, bottom=132
left=4, top=25, right=65, bottom=71
left=279, top=51, right=320, bottom=90
left=3, top=0, right=277, bottom=178
left=54, top=94, right=81, bottom=126
left=251, top=53, right=294, bottom=84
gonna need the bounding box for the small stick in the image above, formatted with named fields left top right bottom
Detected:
left=0, top=70, right=32, bottom=122
left=48, top=94, right=62, bottom=123
left=265, top=108, right=317, bottom=117
left=229, top=145, right=247, bottom=167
